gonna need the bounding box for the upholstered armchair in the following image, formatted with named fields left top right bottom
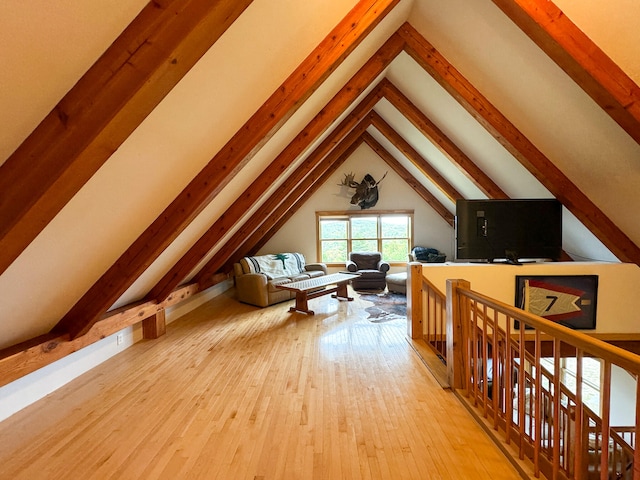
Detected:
left=345, top=251, right=390, bottom=290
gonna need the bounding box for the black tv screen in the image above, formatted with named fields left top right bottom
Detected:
left=455, top=199, right=562, bottom=263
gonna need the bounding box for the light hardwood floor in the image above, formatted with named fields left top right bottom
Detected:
left=0, top=288, right=522, bottom=479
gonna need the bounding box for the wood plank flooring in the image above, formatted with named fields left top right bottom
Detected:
left=0, top=289, right=522, bottom=479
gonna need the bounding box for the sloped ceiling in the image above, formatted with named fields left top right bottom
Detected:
left=1, top=0, right=639, bottom=360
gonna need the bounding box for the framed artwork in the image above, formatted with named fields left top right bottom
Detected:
left=515, top=275, right=598, bottom=330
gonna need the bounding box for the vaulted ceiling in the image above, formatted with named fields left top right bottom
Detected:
left=1, top=0, right=639, bottom=382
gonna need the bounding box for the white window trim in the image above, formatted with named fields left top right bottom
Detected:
left=316, top=210, right=414, bottom=266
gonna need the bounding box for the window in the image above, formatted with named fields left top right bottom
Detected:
left=317, top=211, right=413, bottom=264
left=540, top=356, right=602, bottom=414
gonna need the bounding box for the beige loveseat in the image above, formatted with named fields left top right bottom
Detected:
left=233, top=252, right=328, bottom=307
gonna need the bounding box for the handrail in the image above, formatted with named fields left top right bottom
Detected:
left=460, top=286, right=640, bottom=376
left=448, top=279, right=640, bottom=479
left=406, top=265, right=640, bottom=479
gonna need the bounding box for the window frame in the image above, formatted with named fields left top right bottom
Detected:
left=316, top=210, right=414, bottom=266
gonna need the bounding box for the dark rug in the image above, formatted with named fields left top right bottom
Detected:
left=358, top=291, right=407, bottom=322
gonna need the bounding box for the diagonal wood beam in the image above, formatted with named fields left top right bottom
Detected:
left=215, top=119, right=457, bottom=275
left=0, top=0, right=255, bottom=275
left=368, top=110, right=462, bottom=202
left=53, top=0, right=400, bottom=339
left=147, top=33, right=405, bottom=302
left=378, top=79, right=508, bottom=199
left=219, top=137, right=364, bottom=274
left=398, top=22, right=640, bottom=265
left=153, top=38, right=517, bottom=298
left=361, top=131, right=454, bottom=225
left=244, top=129, right=455, bottom=262
left=198, top=117, right=372, bottom=285
left=491, top=0, right=640, bottom=145
left=198, top=95, right=467, bottom=282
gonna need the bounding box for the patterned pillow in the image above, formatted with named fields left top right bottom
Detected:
left=240, top=253, right=306, bottom=279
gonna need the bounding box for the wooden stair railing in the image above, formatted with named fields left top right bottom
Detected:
left=407, top=262, right=447, bottom=359
left=406, top=266, right=640, bottom=479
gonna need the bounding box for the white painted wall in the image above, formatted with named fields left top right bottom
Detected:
left=0, top=0, right=366, bottom=349
left=259, top=142, right=455, bottom=271
left=408, top=0, right=640, bottom=249
left=610, top=365, right=637, bottom=427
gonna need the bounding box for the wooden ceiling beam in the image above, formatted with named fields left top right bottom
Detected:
left=199, top=119, right=371, bottom=285
left=0, top=0, right=255, bottom=275
left=368, top=110, right=462, bottom=202
left=242, top=129, right=456, bottom=263
left=217, top=119, right=460, bottom=273
left=399, top=22, right=640, bottom=265
left=52, top=0, right=400, bottom=339
left=147, top=34, right=405, bottom=302
left=379, top=79, right=508, bottom=199
left=223, top=138, right=364, bottom=273
left=361, top=132, right=454, bottom=225
left=491, top=0, right=640, bottom=144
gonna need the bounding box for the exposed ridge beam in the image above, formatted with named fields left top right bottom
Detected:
left=398, top=22, right=640, bottom=265
left=491, top=0, right=640, bottom=145
left=361, top=131, right=454, bottom=225
left=199, top=119, right=371, bottom=285
left=0, top=0, right=255, bottom=275
left=53, top=0, right=400, bottom=339
left=368, top=110, right=462, bottom=202
left=147, top=33, right=405, bottom=301
left=379, top=80, right=508, bottom=199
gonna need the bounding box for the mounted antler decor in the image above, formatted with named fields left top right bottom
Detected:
left=338, top=171, right=387, bottom=209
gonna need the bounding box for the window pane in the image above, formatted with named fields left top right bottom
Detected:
left=352, top=239, right=378, bottom=252
left=320, top=219, right=347, bottom=240
left=351, top=217, right=377, bottom=239
left=382, top=239, right=409, bottom=261
left=321, top=240, right=347, bottom=262
left=381, top=216, right=409, bottom=238
left=318, top=212, right=412, bottom=263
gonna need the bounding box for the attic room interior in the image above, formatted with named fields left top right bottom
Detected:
left=1, top=0, right=640, bottom=478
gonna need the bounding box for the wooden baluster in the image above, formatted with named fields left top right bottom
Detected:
left=505, top=314, right=513, bottom=445
left=601, top=361, right=611, bottom=480
left=518, top=324, right=526, bottom=460
left=534, top=329, right=542, bottom=477
left=427, top=286, right=432, bottom=349
left=574, top=349, right=584, bottom=479
left=472, top=300, right=479, bottom=404
left=483, top=304, right=489, bottom=418
left=634, top=376, right=640, bottom=480
left=438, top=293, right=444, bottom=357
left=492, top=309, right=499, bottom=430
left=552, top=338, right=561, bottom=479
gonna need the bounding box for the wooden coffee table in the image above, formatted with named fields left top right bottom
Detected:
left=276, top=272, right=360, bottom=315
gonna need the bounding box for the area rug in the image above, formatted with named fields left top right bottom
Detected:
left=358, top=291, right=407, bottom=322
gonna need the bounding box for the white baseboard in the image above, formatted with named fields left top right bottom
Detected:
left=0, top=279, right=233, bottom=423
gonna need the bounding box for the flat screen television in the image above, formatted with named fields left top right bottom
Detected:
left=455, top=199, right=563, bottom=263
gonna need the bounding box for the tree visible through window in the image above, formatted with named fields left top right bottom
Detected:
left=317, top=211, right=413, bottom=264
